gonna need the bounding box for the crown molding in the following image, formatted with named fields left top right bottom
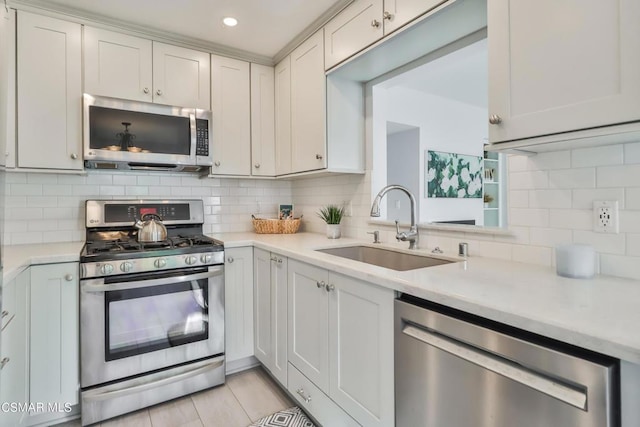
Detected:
left=272, top=0, right=354, bottom=64
left=8, top=0, right=274, bottom=65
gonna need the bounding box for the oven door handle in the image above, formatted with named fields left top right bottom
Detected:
left=81, top=267, right=223, bottom=293
left=82, top=356, right=224, bottom=402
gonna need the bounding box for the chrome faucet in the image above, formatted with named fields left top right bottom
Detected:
left=370, top=184, right=419, bottom=249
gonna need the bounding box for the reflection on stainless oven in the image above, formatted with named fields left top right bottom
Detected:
left=79, top=200, right=225, bottom=426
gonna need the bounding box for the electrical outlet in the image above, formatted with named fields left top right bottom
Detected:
left=343, top=200, right=353, bottom=217
left=593, top=200, right=619, bottom=233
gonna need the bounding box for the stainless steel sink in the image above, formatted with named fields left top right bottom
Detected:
left=316, top=246, right=453, bottom=271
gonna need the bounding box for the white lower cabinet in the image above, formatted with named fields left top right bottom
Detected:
left=288, top=259, right=395, bottom=427
left=253, top=248, right=288, bottom=386
left=28, top=263, right=79, bottom=426
left=224, top=247, right=255, bottom=373
left=0, top=270, right=29, bottom=427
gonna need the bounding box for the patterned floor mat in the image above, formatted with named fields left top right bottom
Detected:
left=249, top=406, right=316, bottom=427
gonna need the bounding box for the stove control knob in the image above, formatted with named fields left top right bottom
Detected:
left=200, top=254, right=213, bottom=264
left=120, top=262, right=133, bottom=273
left=185, top=256, right=197, bottom=265
left=100, top=264, right=114, bottom=275
left=154, top=258, right=167, bottom=269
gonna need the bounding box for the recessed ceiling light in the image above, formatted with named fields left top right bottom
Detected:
left=223, top=17, right=238, bottom=27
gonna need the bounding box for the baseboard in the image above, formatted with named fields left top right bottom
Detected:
left=225, top=356, right=260, bottom=375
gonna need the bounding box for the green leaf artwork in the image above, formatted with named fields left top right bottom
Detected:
left=426, top=150, right=483, bottom=198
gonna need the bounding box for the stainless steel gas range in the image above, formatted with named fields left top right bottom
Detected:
left=79, top=200, right=225, bottom=426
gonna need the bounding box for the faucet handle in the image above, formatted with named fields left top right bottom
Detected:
left=395, top=220, right=400, bottom=235
left=367, top=230, right=380, bottom=243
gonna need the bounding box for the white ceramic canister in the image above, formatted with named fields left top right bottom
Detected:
left=555, top=244, right=596, bottom=279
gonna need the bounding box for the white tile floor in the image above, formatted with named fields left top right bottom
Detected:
left=55, top=367, right=294, bottom=427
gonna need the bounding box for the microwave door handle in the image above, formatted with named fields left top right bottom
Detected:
left=81, top=267, right=223, bottom=293
left=190, top=112, right=197, bottom=160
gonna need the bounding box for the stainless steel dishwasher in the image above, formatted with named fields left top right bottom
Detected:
left=395, top=296, right=620, bottom=427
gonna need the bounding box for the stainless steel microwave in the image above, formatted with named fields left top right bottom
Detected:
left=83, top=94, right=212, bottom=172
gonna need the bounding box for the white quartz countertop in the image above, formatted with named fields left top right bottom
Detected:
left=214, top=232, right=640, bottom=364
left=3, top=241, right=83, bottom=283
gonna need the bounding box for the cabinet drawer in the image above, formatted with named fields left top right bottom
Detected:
left=1, top=278, right=17, bottom=330
left=287, top=363, right=360, bottom=427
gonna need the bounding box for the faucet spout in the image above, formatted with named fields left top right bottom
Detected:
left=370, top=185, right=419, bottom=249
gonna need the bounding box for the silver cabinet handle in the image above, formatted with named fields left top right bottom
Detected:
left=489, top=114, right=502, bottom=125
left=316, top=281, right=326, bottom=289
left=270, top=256, right=278, bottom=262
left=326, top=283, right=335, bottom=292
left=315, top=154, right=323, bottom=160
left=371, top=19, right=381, bottom=28
left=401, top=323, right=588, bottom=410
left=156, top=89, right=163, bottom=96
left=296, top=388, right=311, bottom=403
left=277, top=258, right=283, bottom=264
left=64, top=274, right=73, bottom=281
left=70, top=153, right=78, bottom=159
left=143, top=87, right=150, bottom=94
left=383, top=11, right=393, bottom=20
left=214, top=161, right=221, bottom=167
left=227, top=257, right=234, bottom=263
left=0, top=357, right=9, bottom=370
left=1, top=310, right=8, bottom=319
left=254, top=163, right=260, bottom=169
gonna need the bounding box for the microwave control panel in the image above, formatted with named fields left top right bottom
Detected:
left=196, top=119, right=209, bottom=156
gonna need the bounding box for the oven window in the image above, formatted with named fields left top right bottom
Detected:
left=105, top=280, right=208, bottom=361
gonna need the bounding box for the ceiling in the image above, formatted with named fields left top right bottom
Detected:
left=380, top=38, right=487, bottom=108
left=26, top=0, right=346, bottom=58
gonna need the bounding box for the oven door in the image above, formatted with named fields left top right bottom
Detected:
left=80, top=265, right=224, bottom=388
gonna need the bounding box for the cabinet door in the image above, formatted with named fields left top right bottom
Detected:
left=17, top=12, right=82, bottom=170
left=30, top=263, right=79, bottom=407
left=0, top=272, right=29, bottom=427
left=224, top=247, right=254, bottom=364
left=250, top=64, right=276, bottom=177
left=0, top=7, right=15, bottom=168
left=210, top=55, right=251, bottom=176
left=83, top=26, right=153, bottom=102
left=270, top=253, right=288, bottom=386
left=287, top=260, right=329, bottom=391
left=489, top=0, right=640, bottom=143
left=274, top=56, right=292, bottom=175
left=328, top=273, right=395, bottom=427
left=152, top=42, right=210, bottom=109
left=253, top=248, right=272, bottom=366
left=291, top=30, right=327, bottom=173
left=324, top=0, right=383, bottom=70
left=383, top=0, right=446, bottom=34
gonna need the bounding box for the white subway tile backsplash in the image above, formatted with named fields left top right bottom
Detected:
left=548, top=168, right=596, bottom=189
left=512, top=245, right=552, bottom=266
left=43, top=184, right=73, bottom=196
left=624, top=142, right=640, bottom=164
left=509, top=171, right=549, bottom=190
left=528, top=151, right=571, bottom=171
left=528, top=227, right=573, bottom=247
left=597, top=164, right=640, bottom=188
left=99, top=186, right=126, bottom=196
left=509, top=208, right=549, bottom=227
left=571, top=145, right=624, bottom=168
left=627, top=188, right=640, bottom=210
left=548, top=209, right=592, bottom=230
left=27, top=220, right=58, bottom=232
left=10, top=232, right=43, bottom=245
left=573, top=230, right=626, bottom=255
left=477, top=241, right=512, bottom=261
left=572, top=188, right=625, bottom=209
left=6, top=172, right=27, bottom=183
left=619, top=211, right=640, bottom=233
left=600, top=254, right=640, bottom=280
left=508, top=191, right=529, bottom=208
left=26, top=196, right=58, bottom=208
left=113, top=174, right=138, bottom=185
left=528, top=189, right=572, bottom=209
left=10, top=183, right=42, bottom=196
left=626, top=234, right=640, bottom=256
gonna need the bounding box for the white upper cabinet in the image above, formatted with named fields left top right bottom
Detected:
left=250, top=64, right=276, bottom=177
left=84, top=28, right=210, bottom=109
left=324, top=0, right=383, bottom=70
left=83, top=27, right=153, bottom=102
left=274, top=56, right=292, bottom=175
left=210, top=55, right=251, bottom=176
left=153, top=42, right=210, bottom=110
left=324, top=0, right=446, bottom=69
left=0, top=7, right=15, bottom=168
left=489, top=0, right=640, bottom=144
left=17, top=11, right=83, bottom=170
left=291, top=29, right=326, bottom=173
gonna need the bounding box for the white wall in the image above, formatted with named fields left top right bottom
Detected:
left=372, top=86, right=487, bottom=225
left=3, top=171, right=292, bottom=245
left=386, top=127, right=420, bottom=224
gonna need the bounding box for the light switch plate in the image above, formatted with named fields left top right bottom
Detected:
left=593, top=200, right=619, bottom=233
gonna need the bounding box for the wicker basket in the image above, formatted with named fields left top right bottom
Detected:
left=252, top=215, right=302, bottom=234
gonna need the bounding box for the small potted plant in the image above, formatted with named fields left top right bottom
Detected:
left=483, top=193, right=494, bottom=208
left=317, top=204, right=345, bottom=239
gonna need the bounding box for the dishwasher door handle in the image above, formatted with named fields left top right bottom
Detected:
left=402, top=323, right=588, bottom=410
